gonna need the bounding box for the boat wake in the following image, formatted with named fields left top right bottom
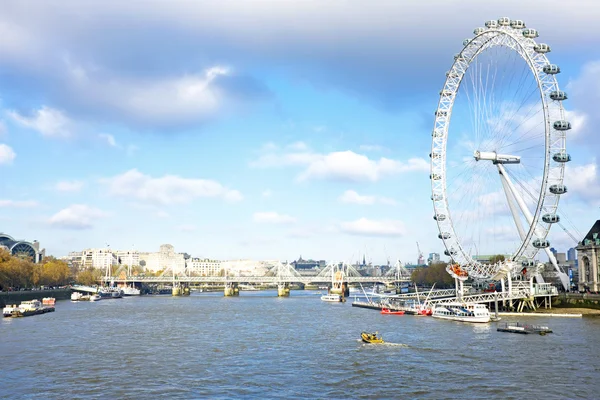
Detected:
left=356, top=339, right=408, bottom=348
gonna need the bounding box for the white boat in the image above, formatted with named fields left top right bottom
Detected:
left=432, top=302, right=491, bottom=323
left=98, top=287, right=124, bottom=299
left=121, top=286, right=141, bottom=296
left=321, top=294, right=346, bottom=303
left=71, top=292, right=83, bottom=301
left=89, top=294, right=102, bottom=302
left=3, top=304, right=19, bottom=317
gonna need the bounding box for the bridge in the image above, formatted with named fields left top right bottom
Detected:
left=96, top=260, right=412, bottom=296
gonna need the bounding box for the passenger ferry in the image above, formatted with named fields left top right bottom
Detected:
left=321, top=294, right=346, bottom=303
left=432, top=302, right=490, bottom=323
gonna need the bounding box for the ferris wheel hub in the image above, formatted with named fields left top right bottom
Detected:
left=473, top=150, right=521, bottom=164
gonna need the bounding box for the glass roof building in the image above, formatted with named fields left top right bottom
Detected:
left=0, top=233, right=44, bottom=263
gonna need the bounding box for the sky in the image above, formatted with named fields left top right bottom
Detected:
left=0, top=1, right=599, bottom=264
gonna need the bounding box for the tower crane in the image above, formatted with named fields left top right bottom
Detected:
left=416, top=242, right=425, bottom=265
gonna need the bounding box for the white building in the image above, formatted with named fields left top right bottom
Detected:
left=116, top=250, right=140, bottom=268
left=139, top=244, right=186, bottom=274
left=221, top=259, right=271, bottom=277
left=80, top=248, right=119, bottom=270
left=187, top=258, right=222, bottom=276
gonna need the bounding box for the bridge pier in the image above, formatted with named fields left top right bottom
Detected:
left=224, top=282, right=239, bottom=297
left=172, top=283, right=190, bottom=296
left=277, top=283, right=290, bottom=297
left=330, top=281, right=349, bottom=297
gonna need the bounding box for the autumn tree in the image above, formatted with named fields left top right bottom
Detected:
left=40, top=257, right=71, bottom=286
left=76, top=268, right=103, bottom=286
left=489, top=254, right=506, bottom=264
left=411, top=262, right=454, bottom=288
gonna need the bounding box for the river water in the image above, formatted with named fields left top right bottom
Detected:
left=2, top=290, right=599, bottom=399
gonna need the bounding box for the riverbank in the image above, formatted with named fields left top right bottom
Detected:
left=0, top=289, right=71, bottom=307
left=535, top=307, right=600, bottom=316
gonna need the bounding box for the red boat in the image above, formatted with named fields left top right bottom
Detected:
left=381, top=308, right=405, bottom=315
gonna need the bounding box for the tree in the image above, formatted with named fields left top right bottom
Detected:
left=76, top=268, right=103, bottom=286
left=489, top=254, right=506, bottom=264
left=41, top=258, right=71, bottom=286
left=411, top=262, right=454, bottom=288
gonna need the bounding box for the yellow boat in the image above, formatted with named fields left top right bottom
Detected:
left=361, top=331, right=384, bottom=344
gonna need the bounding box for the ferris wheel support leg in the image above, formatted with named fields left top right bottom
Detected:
left=499, top=171, right=527, bottom=241
left=500, top=279, right=506, bottom=307
left=498, top=164, right=570, bottom=291
left=507, top=271, right=513, bottom=309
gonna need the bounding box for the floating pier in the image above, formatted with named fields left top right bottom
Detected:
left=497, top=322, right=553, bottom=335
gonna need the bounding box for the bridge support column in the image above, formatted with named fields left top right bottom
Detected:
left=172, top=285, right=182, bottom=296
left=278, top=283, right=290, bottom=297
left=224, top=282, right=239, bottom=297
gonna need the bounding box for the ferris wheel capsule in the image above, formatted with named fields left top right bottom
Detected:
left=523, top=28, right=539, bottom=38
left=543, top=64, right=560, bottom=74
left=473, top=27, right=485, bottom=35
left=549, top=90, right=567, bottom=101
left=485, top=20, right=498, bottom=28
left=534, top=43, right=551, bottom=53
left=497, top=17, right=511, bottom=26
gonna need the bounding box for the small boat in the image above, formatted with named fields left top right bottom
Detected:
left=121, top=286, right=141, bottom=296
left=3, top=304, right=19, bottom=317
left=321, top=294, right=346, bottom=303
left=381, top=308, right=405, bottom=315
left=42, top=297, right=56, bottom=306
left=361, top=331, right=384, bottom=344
left=71, top=292, right=83, bottom=301
left=89, top=294, right=102, bottom=302
left=497, top=322, right=552, bottom=335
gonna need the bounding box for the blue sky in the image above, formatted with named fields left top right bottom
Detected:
left=0, top=1, right=599, bottom=264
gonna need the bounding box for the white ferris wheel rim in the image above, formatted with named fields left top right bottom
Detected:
left=430, top=18, right=568, bottom=279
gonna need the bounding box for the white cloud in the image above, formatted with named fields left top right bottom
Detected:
left=101, top=169, right=242, bottom=205
left=66, top=64, right=231, bottom=127
left=0, top=199, right=38, bottom=208
left=98, top=133, right=118, bottom=147
left=298, top=151, right=429, bottom=182
left=338, top=190, right=397, bottom=206
left=0, top=144, right=16, bottom=165
left=262, top=189, right=273, bottom=198
left=253, top=211, right=296, bottom=224
left=339, top=218, right=406, bottom=237
left=339, top=190, right=375, bottom=205
left=564, top=162, right=600, bottom=203
left=55, top=180, right=84, bottom=192
left=252, top=146, right=428, bottom=183
left=287, top=141, right=308, bottom=151
left=48, top=204, right=108, bottom=229
left=156, top=210, right=170, bottom=218
left=8, top=106, right=71, bottom=138
left=177, top=224, right=197, bottom=232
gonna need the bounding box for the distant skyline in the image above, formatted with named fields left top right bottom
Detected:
left=0, top=1, right=599, bottom=264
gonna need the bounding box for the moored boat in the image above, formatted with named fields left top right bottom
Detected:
left=381, top=308, right=405, bottom=315
left=99, top=287, right=124, bottom=299
left=3, top=304, right=19, bottom=317
left=42, top=297, right=56, bottom=306
left=432, top=302, right=490, bottom=323
left=361, top=331, right=384, bottom=344
left=121, top=285, right=141, bottom=296
left=321, top=294, right=346, bottom=303
left=71, top=292, right=83, bottom=301
left=89, top=294, right=102, bottom=302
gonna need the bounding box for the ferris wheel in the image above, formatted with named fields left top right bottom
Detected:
left=430, top=17, right=570, bottom=288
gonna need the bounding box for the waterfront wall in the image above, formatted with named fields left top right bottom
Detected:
left=0, top=289, right=71, bottom=307
left=552, top=293, right=600, bottom=310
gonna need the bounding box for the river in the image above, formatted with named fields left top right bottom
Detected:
left=2, top=290, right=599, bottom=399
